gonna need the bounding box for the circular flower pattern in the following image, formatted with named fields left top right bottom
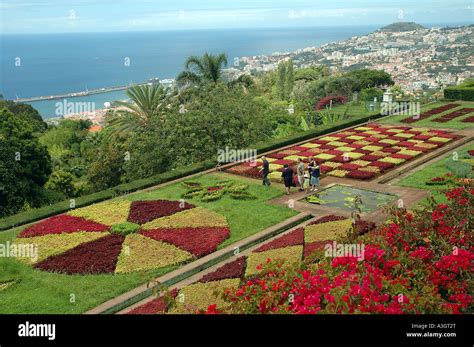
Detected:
left=14, top=200, right=230, bottom=275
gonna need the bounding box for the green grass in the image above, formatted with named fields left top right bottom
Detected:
left=0, top=173, right=296, bottom=313
left=379, top=101, right=474, bottom=130
left=322, top=103, right=381, bottom=118
left=396, top=142, right=474, bottom=205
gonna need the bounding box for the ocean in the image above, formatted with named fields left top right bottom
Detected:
left=0, top=25, right=384, bottom=118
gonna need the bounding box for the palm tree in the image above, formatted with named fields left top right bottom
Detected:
left=107, top=84, right=165, bottom=135
left=176, top=53, right=228, bottom=87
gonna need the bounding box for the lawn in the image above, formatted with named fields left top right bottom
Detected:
left=321, top=102, right=381, bottom=118
left=0, top=173, right=297, bottom=314
left=395, top=142, right=474, bottom=204
left=379, top=101, right=474, bottom=130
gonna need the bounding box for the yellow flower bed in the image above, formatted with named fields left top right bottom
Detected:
left=364, top=130, right=380, bottom=135
left=346, top=135, right=365, bottom=141
left=351, top=160, right=371, bottom=167
left=315, top=153, right=336, bottom=160
left=301, top=142, right=320, bottom=148
left=386, top=129, right=404, bottom=133
left=398, top=149, right=422, bottom=157
left=13, top=232, right=108, bottom=264
left=335, top=146, right=355, bottom=152
left=308, top=148, right=324, bottom=154
left=284, top=155, right=307, bottom=162
left=327, top=141, right=347, bottom=147
left=380, top=157, right=406, bottom=165
left=362, top=145, right=383, bottom=152
left=379, top=139, right=399, bottom=145
left=69, top=200, right=132, bottom=226
left=371, top=151, right=389, bottom=157
left=245, top=246, right=303, bottom=277
left=115, top=234, right=193, bottom=274
left=279, top=149, right=300, bottom=155
left=170, top=279, right=241, bottom=313
left=319, top=136, right=341, bottom=142
left=410, top=127, right=430, bottom=132
left=359, top=166, right=380, bottom=173
left=304, top=219, right=352, bottom=243
left=344, top=152, right=365, bottom=159
left=269, top=163, right=284, bottom=171
left=268, top=171, right=282, bottom=181
left=323, top=161, right=341, bottom=168
left=353, top=140, right=371, bottom=146
left=142, top=207, right=228, bottom=229
left=394, top=132, right=415, bottom=138
left=429, top=136, right=451, bottom=143
left=415, top=143, right=437, bottom=149
left=354, top=126, right=372, bottom=131
left=327, top=169, right=349, bottom=178
left=372, top=134, right=388, bottom=139
left=407, top=139, right=424, bottom=144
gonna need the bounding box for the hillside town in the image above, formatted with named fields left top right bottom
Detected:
left=231, top=23, right=474, bottom=93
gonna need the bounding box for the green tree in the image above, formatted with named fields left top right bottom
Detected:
left=176, top=53, right=228, bottom=87
left=107, top=84, right=166, bottom=135
left=0, top=100, right=47, bottom=133
left=45, top=169, right=75, bottom=198
left=0, top=108, right=52, bottom=216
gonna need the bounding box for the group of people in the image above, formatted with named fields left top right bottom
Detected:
left=260, top=157, right=321, bottom=195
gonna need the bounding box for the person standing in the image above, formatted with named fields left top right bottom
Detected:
left=296, top=158, right=305, bottom=192
left=310, top=160, right=321, bottom=191
left=260, top=156, right=271, bottom=186
left=281, top=164, right=294, bottom=195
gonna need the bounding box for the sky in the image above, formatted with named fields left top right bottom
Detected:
left=0, top=0, right=472, bottom=34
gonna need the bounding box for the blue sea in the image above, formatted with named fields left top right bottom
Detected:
left=0, top=25, right=415, bottom=118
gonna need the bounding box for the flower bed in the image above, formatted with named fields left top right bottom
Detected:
left=225, top=123, right=457, bottom=181
left=15, top=200, right=230, bottom=275
left=401, top=103, right=460, bottom=123
left=461, top=115, right=474, bottom=123
left=432, top=108, right=474, bottom=123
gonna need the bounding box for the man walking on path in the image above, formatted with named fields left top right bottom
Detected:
left=297, top=158, right=305, bottom=192
left=260, top=156, right=271, bottom=186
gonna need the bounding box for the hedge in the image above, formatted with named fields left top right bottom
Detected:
left=444, top=84, right=474, bottom=101
left=0, top=112, right=386, bottom=232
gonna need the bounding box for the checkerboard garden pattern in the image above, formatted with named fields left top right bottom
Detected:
left=226, top=124, right=458, bottom=181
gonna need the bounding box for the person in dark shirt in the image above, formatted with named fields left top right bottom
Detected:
left=260, top=156, right=271, bottom=186
left=281, top=164, right=294, bottom=195
left=310, top=160, right=321, bottom=191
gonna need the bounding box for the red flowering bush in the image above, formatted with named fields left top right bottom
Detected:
left=208, top=182, right=473, bottom=314
left=315, top=96, right=348, bottom=110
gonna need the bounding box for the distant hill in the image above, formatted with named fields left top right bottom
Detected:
left=378, top=22, right=426, bottom=32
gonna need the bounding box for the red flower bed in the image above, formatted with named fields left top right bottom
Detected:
left=332, top=156, right=352, bottom=163
left=371, top=161, right=395, bottom=171
left=339, top=163, right=362, bottom=171
left=141, top=227, right=230, bottom=257
left=325, top=150, right=344, bottom=156
left=401, top=104, right=460, bottom=123
left=297, top=151, right=317, bottom=158
left=304, top=241, right=327, bottom=259
left=360, top=154, right=382, bottom=162
left=254, top=228, right=304, bottom=252
left=318, top=144, right=337, bottom=150
left=266, top=153, right=287, bottom=160
left=410, top=146, right=430, bottom=153
left=461, top=116, right=474, bottom=123
left=127, top=289, right=178, bottom=314
left=413, top=134, right=431, bottom=141
left=391, top=153, right=413, bottom=160
left=320, top=165, right=333, bottom=174
left=272, top=159, right=295, bottom=165
left=128, top=200, right=195, bottom=224
left=432, top=108, right=474, bottom=123
left=34, top=234, right=125, bottom=274
left=199, top=257, right=247, bottom=283
left=19, top=215, right=109, bottom=238
left=468, top=150, right=474, bottom=157
left=381, top=147, right=399, bottom=153
left=290, top=146, right=311, bottom=152
left=346, top=143, right=364, bottom=149
left=346, top=170, right=376, bottom=180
